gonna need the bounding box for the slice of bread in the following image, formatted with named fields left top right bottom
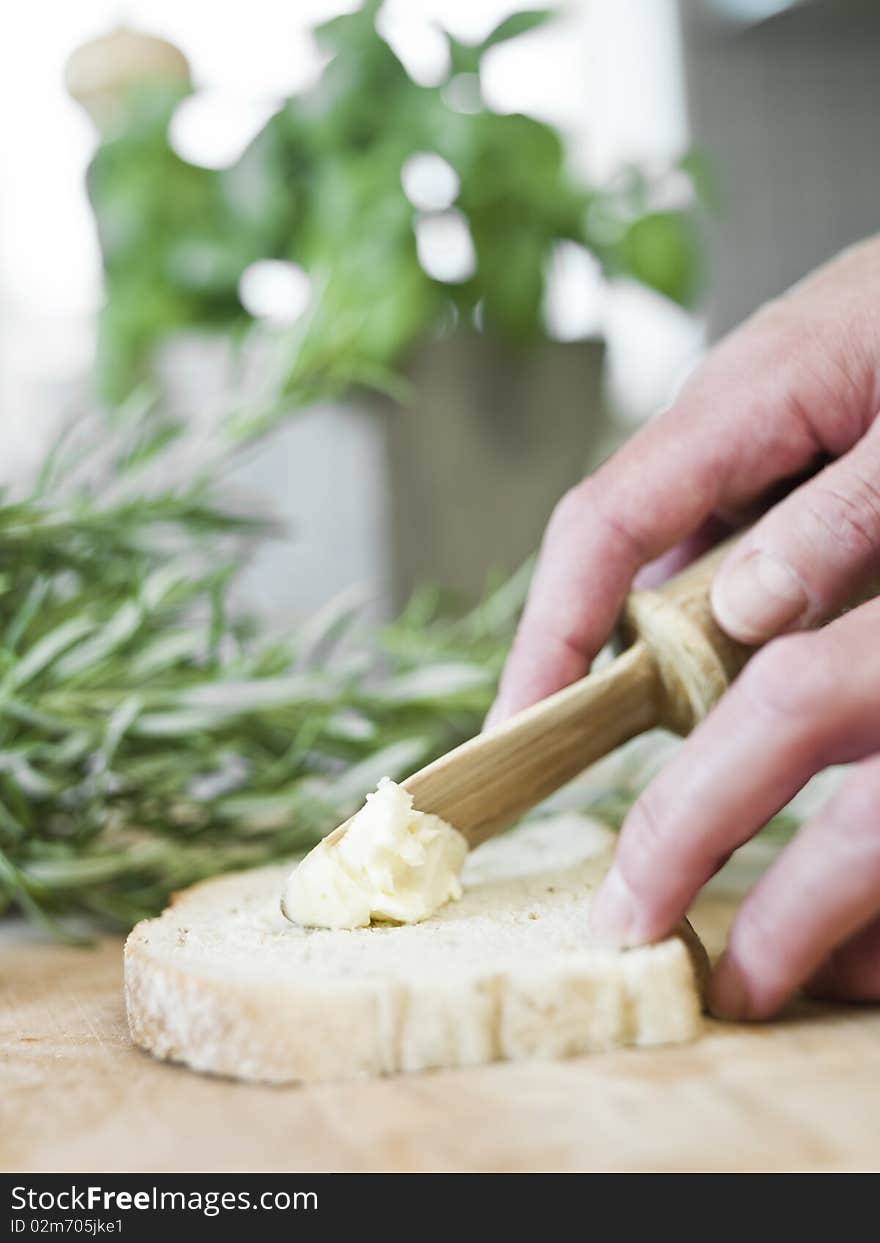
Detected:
left=125, top=816, right=707, bottom=1084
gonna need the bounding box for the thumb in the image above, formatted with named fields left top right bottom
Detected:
left=712, top=430, right=880, bottom=644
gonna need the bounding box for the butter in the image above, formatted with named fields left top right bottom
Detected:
left=281, top=778, right=468, bottom=929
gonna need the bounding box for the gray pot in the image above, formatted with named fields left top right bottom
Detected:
left=383, top=334, right=607, bottom=607
left=157, top=331, right=608, bottom=620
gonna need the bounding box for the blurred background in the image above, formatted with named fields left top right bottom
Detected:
left=2, top=0, right=878, bottom=622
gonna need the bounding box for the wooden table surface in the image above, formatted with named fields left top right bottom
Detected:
left=0, top=825, right=875, bottom=1173
left=3, top=851, right=880, bottom=1174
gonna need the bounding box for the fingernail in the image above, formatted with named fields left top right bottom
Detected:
left=590, top=867, right=641, bottom=948
left=710, top=952, right=750, bottom=1020
left=712, top=551, right=808, bottom=643
left=483, top=699, right=503, bottom=732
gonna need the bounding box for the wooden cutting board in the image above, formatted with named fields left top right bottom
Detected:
left=3, top=850, right=880, bottom=1173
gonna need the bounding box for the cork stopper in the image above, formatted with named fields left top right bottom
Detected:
left=620, top=540, right=754, bottom=734
left=64, top=25, right=191, bottom=132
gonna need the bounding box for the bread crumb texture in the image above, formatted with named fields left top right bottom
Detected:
left=125, top=815, right=705, bottom=1084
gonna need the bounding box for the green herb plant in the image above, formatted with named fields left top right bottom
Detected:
left=89, top=1, right=704, bottom=410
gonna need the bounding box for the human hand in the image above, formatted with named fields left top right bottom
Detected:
left=487, top=238, right=880, bottom=1016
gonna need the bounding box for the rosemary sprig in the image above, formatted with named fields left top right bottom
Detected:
left=0, top=428, right=522, bottom=932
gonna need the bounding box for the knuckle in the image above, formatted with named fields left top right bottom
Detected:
left=747, top=296, right=800, bottom=348
left=740, top=298, right=868, bottom=453
left=545, top=478, right=648, bottom=568
left=740, top=634, right=832, bottom=723
left=592, top=495, right=652, bottom=565
left=744, top=298, right=822, bottom=376
left=545, top=483, right=588, bottom=546
left=805, top=474, right=880, bottom=564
